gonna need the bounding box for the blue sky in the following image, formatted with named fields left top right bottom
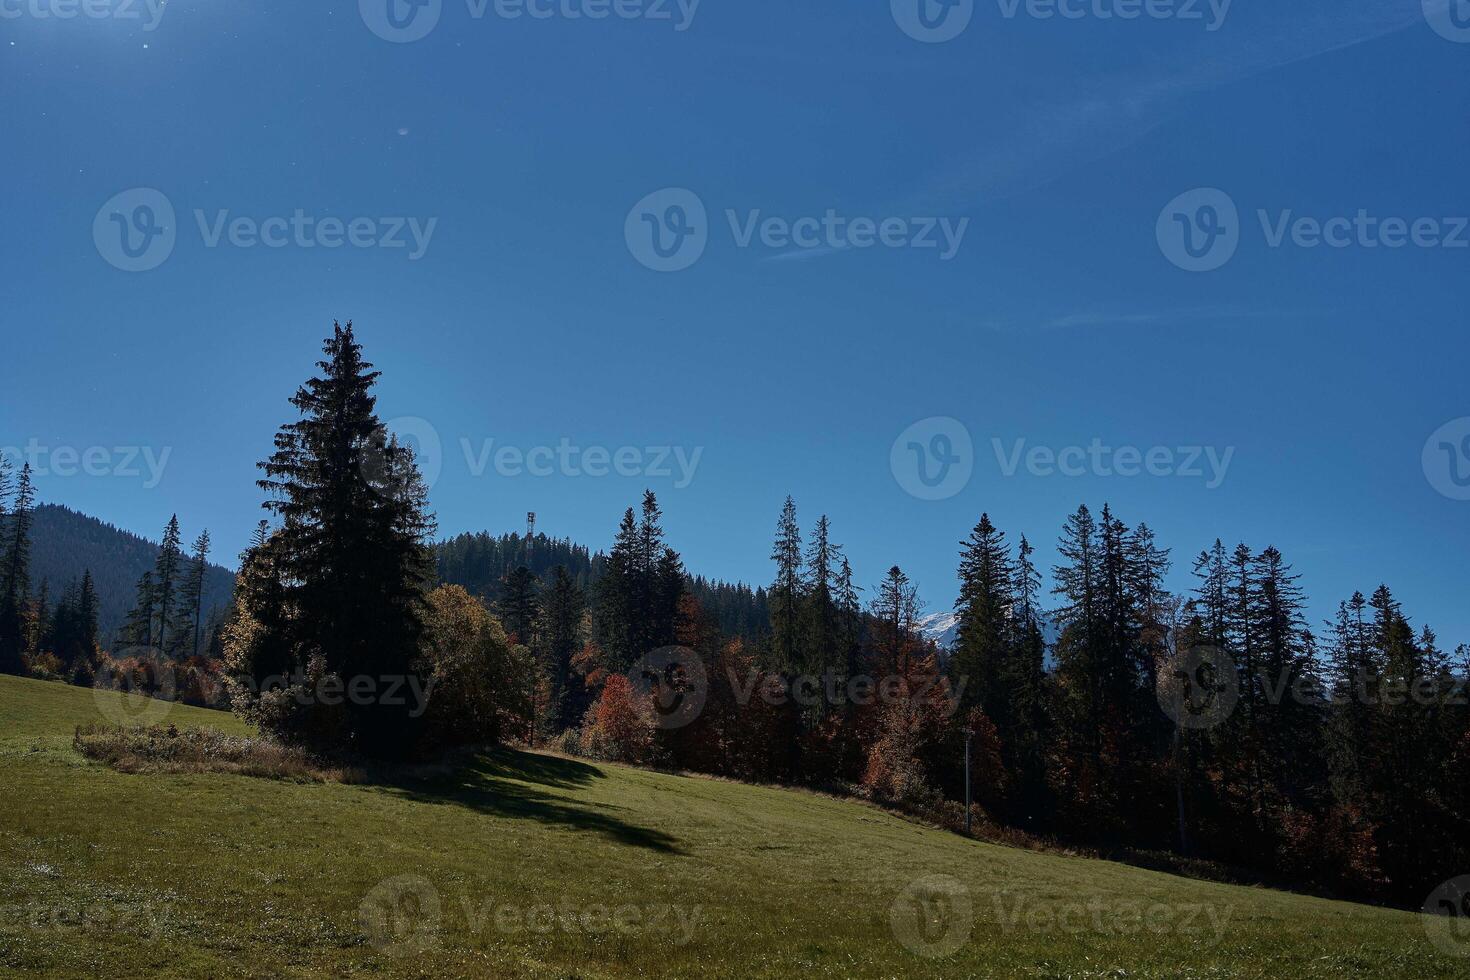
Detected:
left=2, top=0, right=1468, bottom=645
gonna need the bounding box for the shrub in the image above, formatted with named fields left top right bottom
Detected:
left=577, top=674, right=658, bottom=765
left=24, top=651, right=65, bottom=682
left=419, top=585, right=528, bottom=749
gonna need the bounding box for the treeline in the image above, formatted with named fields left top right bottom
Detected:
left=182, top=323, right=1468, bottom=909
left=943, top=505, right=1470, bottom=907
left=435, top=528, right=771, bottom=645
left=29, top=503, right=234, bottom=644
left=0, top=460, right=225, bottom=694
left=116, top=516, right=220, bottom=660
left=0, top=463, right=104, bottom=684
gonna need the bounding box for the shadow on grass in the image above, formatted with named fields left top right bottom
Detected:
left=370, top=747, right=684, bottom=854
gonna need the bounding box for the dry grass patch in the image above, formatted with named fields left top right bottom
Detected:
left=72, top=723, right=363, bottom=783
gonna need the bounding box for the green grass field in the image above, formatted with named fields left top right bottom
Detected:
left=0, top=674, right=1458, bottom=978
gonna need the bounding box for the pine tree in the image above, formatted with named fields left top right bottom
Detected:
left=801, top=515, right=843, bottom=700
left=498, top=565, right=540, bottom=646
left=595, top=508, right=640, bottom=669
left=1249, top=546, right=1316, bottom=812
left=120, top=572, right=158, bottom=650
left=768, top=497, right=804, bottom=672
left=834, top=555, right=862, bottom=685
left=1052, top=504, right=1104, bottom=778
left=0, top=463, right=35, bottom=674
left=872, top=565, right=919, bottom=676
left=178, top=529, right=211, bottom=659
left=150, top=516, right=184, bottom=656
left=952, top=514, right=1012, bottom=721
left=247, top=321, right=437, bottom=756
left=1005, top=535, right=1051, bottom=811
left=539, top=565, right=586, bottom=731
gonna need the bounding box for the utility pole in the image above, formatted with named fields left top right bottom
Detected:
left=963, top=725, right=973, bottom=835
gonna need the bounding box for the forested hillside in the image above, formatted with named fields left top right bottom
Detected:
left=29, top=505, right=235, bottom=646
left=434, top=531, right=771, bottom=643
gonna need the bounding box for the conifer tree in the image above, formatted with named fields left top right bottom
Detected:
left=0, top=463, right=34, bottom=674
left=178, top=529, right=211, bottom=658
left=152, top=515, right=184, bottom=656
left=595, top=508, right=640, bottom=668
left=1052, top=504, right=1104, bottom=776
left=768, top=496, right=804, bottom=672
left=952, top=514, right=1012, bottom=721
left=801, top=514, right=842, bottom=696
left=539, top=565, right=586, bottom=730
left=121, top=571, right=157, bottom=650
left=244, top=322, right=437, bottom=756
left=834, top=555, right=862, bottom=684
left=498, top=565, right=540, bottom=646
left=872, top=565, right=919, bottom=676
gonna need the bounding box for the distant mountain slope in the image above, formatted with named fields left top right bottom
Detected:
left=917, top=608, right=1061, bottom=650
left=29, top=505, right=236, bottom=646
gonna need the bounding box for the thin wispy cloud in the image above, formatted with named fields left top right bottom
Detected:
left=912, top=0, right=1428, bottom=209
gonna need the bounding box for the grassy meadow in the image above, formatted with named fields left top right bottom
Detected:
left=0, top=674, right=1458, bottom=978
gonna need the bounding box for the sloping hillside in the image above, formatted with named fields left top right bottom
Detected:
left=29, top=505, right=236, bottom=645
left=0, top=675, right=1455, bottom=979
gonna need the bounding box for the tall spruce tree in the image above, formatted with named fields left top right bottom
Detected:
left=952, top=514, right=1012, bottom=722
left=802, top=514, right=842, bottom=696
left=249, top=321, right=437, bottom=756
left=768, top=497, right=804, bottom=672
left=0, top=463, right=35, bottom=674
left=178, top=529, right=211, bottom=659
left=152, top=515, right=184, bottom=656
left=539, top=565, right=586, bottom=730
left=1052, top=504, right=1104, bottom=777
left=498, top=566, right=540, bottom=645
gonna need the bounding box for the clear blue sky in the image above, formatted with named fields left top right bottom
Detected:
left=3, top=0, right=1467, bottom=645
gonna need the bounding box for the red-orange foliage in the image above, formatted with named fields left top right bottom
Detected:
left=578, top=673, right=657, bottom=764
